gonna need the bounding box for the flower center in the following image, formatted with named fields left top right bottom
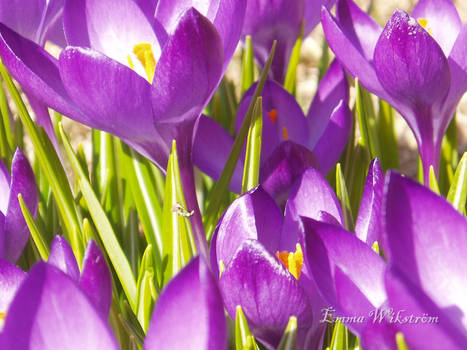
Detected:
left=417, top=18, right=433, bottom=36
left=276, top=243, right=303, bottom=279
left=127, top=43, right=156, bottom=83
left=268, top=109, right=278, bottom=124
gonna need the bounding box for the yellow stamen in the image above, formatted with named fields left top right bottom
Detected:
left=417, top=18, right=433, bottom=36
left=126, top=54, right=135, bottom=70
left=268, top=109, right=278, bottom=124
left=0, top=311, right=6, bottom=321
left=275, top=243, right=303, bottom=279
left=133, top=43, right=156, bottom=83
left=282, top=126, right=289, bottom=140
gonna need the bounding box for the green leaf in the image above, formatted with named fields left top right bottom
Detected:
left=447, top=152, right=467, bottom=213
left=235, top=305, right=259, bottom=350
left=329, top=321, right=348, bottom=350
left=336, top=163, right=354, bottom=231
left=395, top=332, right=409, bottom=350
left=135, top=245, right=157, bottom=332
left=161, top=141, right=196, bottom=286
left=0, top=62, right=85, bottom=263
left=0, top=77, right=13, bottom=157
left=284, top=21, right=304, bottom=94
left=377, top=100, right=399, bottom=170
left=241, top=35, right=255, bottom=96
left=18, top=194, right=49, bottom=260
left=241, top=97, right=263, bottom=193
left=277, top=316, right=297, bottom=350
left=59, top=123, right=137, bottom=309
left=203, top=41, right=277, bottom=238
left=318, top=39, right=330, bottom=82
left=439, top=115, right=458, bottom=192
left=429, top=166, right=440, bottom=194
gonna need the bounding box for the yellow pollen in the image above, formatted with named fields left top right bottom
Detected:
left=0, top=311, right=6, bottom=321
left=268, top=109, right=278, bottom=124
left=131, top=43, right=156, bottom=83
left=417, top=18, right=433, bottom=36
left=275, top=243, right=303, bottom=279
left=282, top=126, right=289, bottom=140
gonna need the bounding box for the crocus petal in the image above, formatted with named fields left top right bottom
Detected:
left=304, top=0, right=336, bottom=35
left=307, top=59, right=348, bottom=148
left=59, top=47, right=155, bottom=141
left=301, top=218, right=386, bottom=335
left=373, top=10, right=450, bottom=126
left=311, top=100, right=352, bottom=174
left=259, top=141, right=318, bottom=207
left=236, top=80, right=308, bottom=162
left=384, top=267, right=467, bottom=349
left=411, top=0, right=462, bottom=56
left=360, top=321, right=398, bottom=350
left=0, top=259, right=26, bottom=314
left=384, top=171, right=467, bottom=329
left=213, top=186, right=281, bottom=275
left=0, top=24, right=85, bottom=123
left=79, top=240, right=112, bottom=316
left=355, top=158, right=384, bottom=245
left=1, top=262, right=119, bottom=350
left=0, top=161, right=10, bottom=214
left=48, top=235, right=80, bottom=282
left=64, top=0, right=160, bottom=66
left=321, top=6, right=390, bottom=101
left=152, top=8, right=223, bottom=123
left=192, top=114, right=244, bottom=192
left=0, top=213, right=4, bottom=258
left=4, top=149, right=38, bottom=263
left=282, top=167, right=343, bottom=251
left=219, top=239, right=312, bottom=349
left=144, top=256, right=227, bottom=350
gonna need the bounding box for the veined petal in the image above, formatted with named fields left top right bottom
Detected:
left=373, top=10, right=450, bottom=114
left=152, top=8, right=223, bottom=123
left=236, top=80, right=308, bottom=161
left=259, top=141, right=318, bottom=207
left=1, top=263, right=119, bottom=350
left=411, top=0, right=462, bottom=56
left=48, top=236, right=80, bottom=282
left=64, top=0, right=160, bottom=66
left=219, top=239, right=312, bottom=349
left=213, top=186, right=281, bottom=273
left=0, top=259, right=26, bottom=314
left=4, top=149, right=38, bottom=263
left=59, top=47, right=155, bottom=141
left=282, top=168, right=343, bottom=251
left=79, top=240, right=112, bottom=316
left=144, top=257, right=227, bottom=350
left=355, top=158, right=384, bottom=245
left=384, top=172, right=467, bottom=329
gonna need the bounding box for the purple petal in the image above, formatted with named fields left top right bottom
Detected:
left=213, top=186, right=282, bottom=273
left=144, top=256, right=227, bottom=350
left=301, top=218, right=386, bottom=334
left=1, top=262, right=119, bottom=349
left=4, top=148, right=38, bottom=263
left=59, top=47, right=155, bottom=141
left=384, top=171, right=467, bottom=329
left=259, top=141, right=318, bottom=207
left=152, top=8, right=223, bottom=123
left=219, top=240, right=312, bottom=348
left=411, top=0, right=462, bottom=56
left=282, top=167, right=343, bottom=251
left=48, top=235, right=80, bottom=282
left=355, top=158, right=384, bottom=245
left=311, top=100, right=352, bottom=174
left=79, top=240, right=112, bottom=316
left=0, top=212, right=4, bottom=258
left=192, top=114, right=244, bottom=193
left=360, top=321, right=398, bottom=350
left=64, top=0, right=160, bottom=66
left=236, top=80, right=308, bottom=162
left=373, top=10, right=450, bottom=121
left=0, top=259, right=26, bottom=313
left=384, top=267, right=467, bottom=349
left=0, top=160, right=10, bottom=214
left=304, top=0, right=336, bottom=35
left=0, top=24, right=85, bottom=123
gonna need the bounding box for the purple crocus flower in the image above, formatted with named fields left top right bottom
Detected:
left=243, top=0, right=336, bottom=81
left=0, top=255, right=227, bottom=349
left=322, top=0, right=467, bottom=184
left=212, top=168, right=344, bottom=349
left=193, top=59, right=351, bottom=198
left=0, top=0, right=247, bottom=258
left=360, top=172, right=467, bottom=349
left=0, top=148, right=38, bottom=263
